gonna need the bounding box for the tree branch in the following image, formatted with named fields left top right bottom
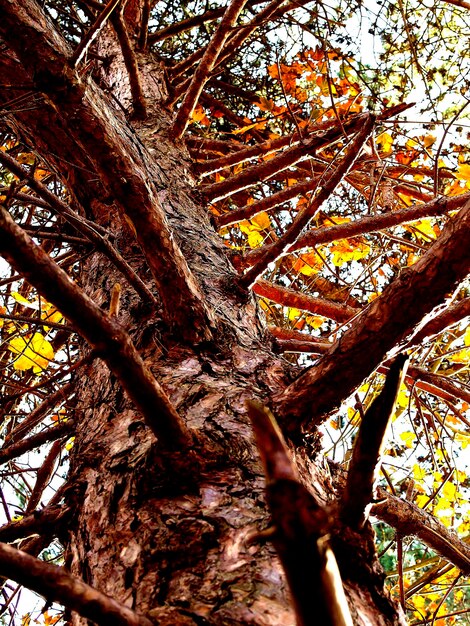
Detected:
left=0, top=542, right=154, bottom=626
left=373, top=488, right=470, bottom=575
left=253, top=279, right=358, bottom=323
left=111, top=9, right=147, bottom=119
left=0, top=421, right=73, bottom=465
left=240, top=191, right=470, bottom=270
left=341, top=354, right=409, bottom=529
left=0, top=0, right=214, bottom=343
left=172, top=0, right=250, bottom=139
left=70, top=0, right=122, bottom=67
left=240, top=115, right=375, bottom=287
left=0, top=505, right=69, bottom=543
left=275, top=202, right=470, bottom=434
left=202, top=113, right=368, bottom=202
left=0, top=206, right=193, bottom=449
left=0, top=150, right=157, bottom=307
left=247, top=400, right=354, bottom=626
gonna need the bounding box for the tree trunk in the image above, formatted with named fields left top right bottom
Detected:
left=0, top=2, right=412, bottom=624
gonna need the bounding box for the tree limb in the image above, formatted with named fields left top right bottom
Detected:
left=275, top=202, right=470, bottom=434
left=341, top=354, right=409, bottom=529
left=0, top=542, right=154, bottom=626
left=0, top=206, right=193, bottom=449
left=172, top=0, right=250, bottom=139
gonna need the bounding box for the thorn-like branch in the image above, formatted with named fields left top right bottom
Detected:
left=253, top=279, right=358, bottom=323
left=70, top=0, right=122, bottom=67
left=240, top=115, right=375, bottom=288
left=373, top=488, right=470, bottom=575
left=240, top=191, right=470, bottom=270
left=275, top=201, right=470, bottom=434
left=202, top=113, right=368, bottom=202
left=0, top=206, right=193, bottom=449
left=0, top=505, right=69, bottom=543
left=111, top=9, right=147, bottom=119
left=172, top=0, right=250, bottom=139
left=0, top=542, right=154, bottom=626
left=0, top=150, right=157, bottom=307
left=341, top=354, right=409, bottom=529
left=246, top=401, right=354, bottom=626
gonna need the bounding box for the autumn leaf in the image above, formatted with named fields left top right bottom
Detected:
left=330, top=239, right=370, bottom=266
left=9, top=332, right=55, bottom=373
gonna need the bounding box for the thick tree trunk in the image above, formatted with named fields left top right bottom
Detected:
left=0, top=3, right=407, bottom=624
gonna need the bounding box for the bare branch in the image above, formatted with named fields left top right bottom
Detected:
left=0, top=542, right=154, bottom=626
left=373, top=488, right=470, bottom=575
left=240, top=115, right=375, bottom=287
left=275, top=202, right=470, bottom=434
left=0, top=505, right=69, bottom=543
left=203, top=113, right=368, bottom=202
left=240, top=191, right=470, bottom=271
left=0, top=421, right=73, bottom=465
left=70, top=0, right=122, bottom=67
left=0, top=149, right=157, bottom=307
left=111, top=9, right=147, bottom=119
left=253, top=279, right=358, bottom=323
left=341, top=354, right=409, bottom=529
left=172, top=0, right=250, bottom=139
left=0, top=0, right=214, bottom=342
left=0, top=206, right=193, bottom=449
left=247, top=401, right=354, bottom=626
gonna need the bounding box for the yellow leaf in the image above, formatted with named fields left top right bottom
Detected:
left=9, top=332, right=55, bottom=373
left=330, top=240, right=370, bottom=266
left=413, top=464, right=426, bottom=481
left=305, top=315, right=324, bottom=329
left=464, top=327, right=470, bottom=347
left=376, top=132, right=394, bottom=153
left=250, top=212, right=271, bottom=231
left=65, top=436, right=75, bottom=451
left=400, top=431, right=416, bottom=448
left=247, top=231, right=264, bottom=248
left=287, top=307, right=301, bottom=321
left=455, top=163, right=470, bottom=182
left=11, top=292, right=38, bottom=308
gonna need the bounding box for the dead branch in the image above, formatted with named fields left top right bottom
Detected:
left=0, top=421, right=73, bottom=465
left=70, top=0, right=122, bottom=67
left=373, top=488, right=470, bottom=575
left=6, top=382, right=74, bottom=445
left=0, top=150, right=157, bottom=306
left=0, top=0, right=214, bottom=343
left=203, top=114, right=368, bottom=202
left=240, top=115, right=375, bottom=287
left=0, top=505, right=69, bottom=543
left=240, top=191, right=470, bottom=270
left=0, top=542, right=154, bottom=626
left=111, top=9, right=147, bottom=119
left=0, top=206, right=193, bottom=449
left=275, top=202, right=470, bottom=434
left=341, top=354, right=409, bottom=529
left=25, top=439, right=63, bottom=514
left=253, top=279, right=358, bottom=323
left=172, top=0, right=250, bottom=139
left=247, top=400, right=354, bottom=626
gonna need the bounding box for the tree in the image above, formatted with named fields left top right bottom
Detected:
left=0, top=0, right=469, bottom=624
